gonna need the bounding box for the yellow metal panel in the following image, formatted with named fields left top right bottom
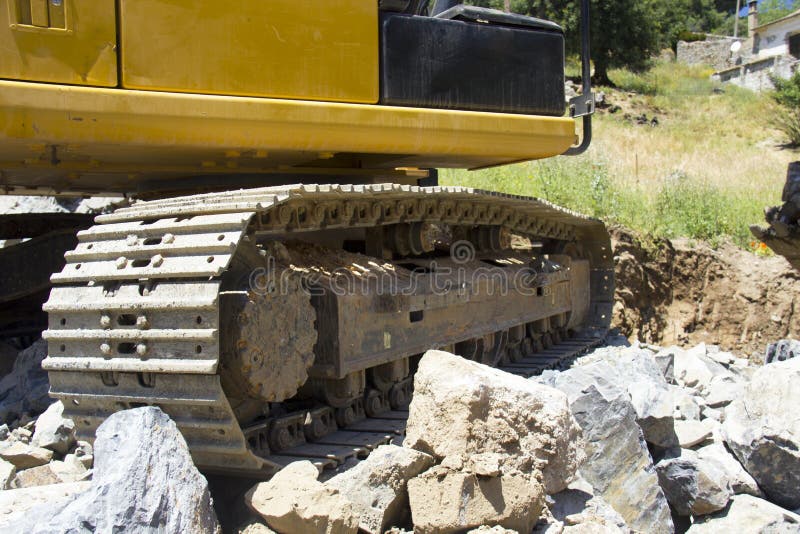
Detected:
left=120, top=0, right=379, bottom=104
left=0, top=81, right=576, bottom=194
left=0, top=0, right=117, bottom=86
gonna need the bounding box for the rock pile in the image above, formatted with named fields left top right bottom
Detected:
left=239, top=341, right=800, bottom=533
left=2, top=338, right=799, bottom=533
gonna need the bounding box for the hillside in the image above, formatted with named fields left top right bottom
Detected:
left=442, top=61, right=800, bottom=248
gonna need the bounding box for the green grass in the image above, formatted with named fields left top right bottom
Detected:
left=442, top=158, right=766, bottom=247
left=442, top=60, right=800, bottom=249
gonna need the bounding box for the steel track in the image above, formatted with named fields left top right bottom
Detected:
left=41, top=183, right=614, bottom=477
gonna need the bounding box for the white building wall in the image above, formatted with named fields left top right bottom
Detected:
left=755, top=15, right=800, bottom=59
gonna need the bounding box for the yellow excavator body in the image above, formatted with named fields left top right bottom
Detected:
left=0, top=0, right=577, bottom=196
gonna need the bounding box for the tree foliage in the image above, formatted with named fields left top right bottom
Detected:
left=462, top=0, right=797, bottom=85
left=758, top=0, right=798, bottom=25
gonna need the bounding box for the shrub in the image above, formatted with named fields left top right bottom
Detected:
left=769, top=71, right=800, bottom=146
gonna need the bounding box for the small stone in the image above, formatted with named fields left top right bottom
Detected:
left=671, top=386, right=701, bottom=421
left=0, top=459, right=15, bottom=490
left=0, top=425, right=8, bottom=441
left=10, top=427, right=31, bottom=444
left=71, top=441, right=93, bottom=469
left=674, top=420, right=713, bottom=448
left=0, top=442, right=53, bottom=469
left=237, top=520, right=278, bottom=534
left=653, top=349, right=675, bottom=383
left=246, top=461, right=359, bottom=534
left=32, top=401, right=76, bottom=455
left=408, top=466, right=544, bottom=534
left=702, top=375, right=742, bottom=409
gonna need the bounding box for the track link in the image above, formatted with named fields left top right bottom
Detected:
left=42, top=183, right=614, bottom=477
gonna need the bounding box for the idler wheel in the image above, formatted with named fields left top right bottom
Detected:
left=220, top=241, right=317, bottom=405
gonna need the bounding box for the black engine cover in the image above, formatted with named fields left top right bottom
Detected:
left=380, top=8, right=566, bottom=116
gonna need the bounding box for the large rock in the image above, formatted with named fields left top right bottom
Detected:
left=576, top=346, right=677, bottom=449
left=722, top=358, right=800, bottom=509
left=31, top=401, right=75, bottom=454
left=0, top=340, right=50, bottom=424
left=404, top=350, right=583, bottom=494
left=408, top=466, right=544, bottom=534
left=0, top=442, right=53, bottom=469
left=695, top=444, right=761, bottom=497
left=686, top=494, right=800, bottom=533
left=542, top=361, right=673, bottom=533
left=247, top=461, right=359, bottom=534
left=3, top=407, right=220, bottom=533
left=0, top=481, right=91, bottom=528
left=655, top=449, right=732, bottom=517
left=326, top=445, right=434, bottom=534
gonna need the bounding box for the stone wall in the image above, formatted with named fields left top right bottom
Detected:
left=713, top=55, right=799, bottom=92
left=677, top=37, right=743, bottom=71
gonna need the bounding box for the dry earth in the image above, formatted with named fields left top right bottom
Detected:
left=612, top=226, right=800, bottom=357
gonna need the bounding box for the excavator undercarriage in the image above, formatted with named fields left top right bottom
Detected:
left=0, top=0, right=610, bottom=476
left=41, top=184, right=613, bottom=475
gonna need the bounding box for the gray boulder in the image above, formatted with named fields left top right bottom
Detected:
left=543, top=362, right=673, bottom=533
left=0, top=340, right=50, bottom=424
left=655, top=449, right=732, bottom=517
left=695, top=444, right=761, bottom=497
left=3, top=406, right=220, bottom=533
left=687, top=494, right=800, bottom=533
left=722, top=358, right=800, bottom=509
left=575, top=346, right=678, bottom=449
left=404, top=350, right=583, bottom=494
left=326, top=444, right=434, bottom=534
left=31, top=401, right=75, bottom=455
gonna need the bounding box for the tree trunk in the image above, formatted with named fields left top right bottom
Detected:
left=591, top=55, right=614, bottom=87
left=503, top=0, right=511, bottom=12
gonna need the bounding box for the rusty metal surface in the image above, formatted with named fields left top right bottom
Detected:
left=42, top=183, right=614, bottom=477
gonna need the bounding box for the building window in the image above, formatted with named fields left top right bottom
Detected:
left=790, top=33, right=800, bottom=59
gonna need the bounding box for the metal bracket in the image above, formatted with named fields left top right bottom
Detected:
left=569, top=92, right=596, bottom=119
